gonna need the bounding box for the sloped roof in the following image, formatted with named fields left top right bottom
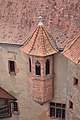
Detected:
left=21, top=25, right=58, bottom=56
left=63, top=34, right=80, bottom=64
left=0, top=0, right=79, bottom=47
left=0, top=87, right=16, bottom=100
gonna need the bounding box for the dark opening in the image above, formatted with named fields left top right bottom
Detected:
left=74, top=77, right=78, bottom=85
left=56, top=108, right=61, bottom=118
left=46, top=59, right=50, bottom=75
left=29, top=58, right=31, bottom=72
left=13, top=102, right=18, bottom=112
left=50, top=107, right=55, bottom=117
left=62, top=109, right=65, bottom=119
left=69, top=100, right=73, bottom=109
left=35, top=61, right=41, bottom=75
left=9, top=61, right=15, bottom=72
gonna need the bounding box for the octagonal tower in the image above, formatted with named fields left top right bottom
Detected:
left=21, top=19, right=58, bottom=104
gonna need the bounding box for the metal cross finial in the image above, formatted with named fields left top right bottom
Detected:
left=38, top=16, right=43, bottom=26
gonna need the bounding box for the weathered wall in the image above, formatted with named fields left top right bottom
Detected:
left=1, top=44, right=80, bottom=120
left=0, top=44, right=50, bottom=120
left=66, top=60, right=80, bottom=120
left=53, top=53, right=68, bottom=103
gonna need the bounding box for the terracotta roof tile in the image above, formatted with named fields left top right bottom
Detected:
left=21, top=25, right=58, bottom=56
left=63, top=34, right=80, bottom=64
left=0, top=0, right=80, bottom=47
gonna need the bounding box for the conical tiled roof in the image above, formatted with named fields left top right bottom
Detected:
left=63, top=34, right=80, bottom=64
left=21, top=25, right=58, bottom=56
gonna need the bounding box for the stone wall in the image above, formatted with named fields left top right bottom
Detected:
left=66, top=60, right=80, bottom=120
left=0, top=44, right=50, bottom=120
left=53, top=53, right=68, bottom=103
left=1, top=44, right=79, bottom=120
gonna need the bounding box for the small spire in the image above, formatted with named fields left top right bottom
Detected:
left=38, top=16, right=43, bottom=26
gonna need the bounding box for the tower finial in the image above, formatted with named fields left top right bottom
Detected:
left=38, top=16, right=43, bottom=26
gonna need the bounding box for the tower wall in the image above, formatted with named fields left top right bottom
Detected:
left=28, top=55, right=54, bottom=104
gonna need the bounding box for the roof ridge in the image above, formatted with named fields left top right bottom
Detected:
left=41, top=27, right=46, bottom=55
left=47, top=32, right=58, bottom=50
left=29, top=26, right=40, bottom=53
left=21, top=27, right=39, bottom=48
left=43, top=27, right=58, bottom=52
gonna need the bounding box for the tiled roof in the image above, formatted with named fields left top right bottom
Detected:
left=21, top=25, right=58, bottom=56
left=63, top=34, right=80, bottom=64
left=0, top=0, right=80, bottom=47
left=0, top=87, right=16, bottom=100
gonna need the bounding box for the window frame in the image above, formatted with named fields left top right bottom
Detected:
left=8, top=60, right=16, bottom=75
left=29, top=58, right=31, bottom=72
left=50, top=102, right=66, bottom=119
left=13, top=101, right=18, bottom=112
left=46, top=59, right=50, bottom=75
left=35, top=60, right=41, bottom=75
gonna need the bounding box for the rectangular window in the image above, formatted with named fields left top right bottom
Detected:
left=50, top=102, right=66, bottom=119
left=50, top=102, right=55, bottom=117
left=13, top=102, right=18, bottom=112
left=8, top=61, right=15, bottom=74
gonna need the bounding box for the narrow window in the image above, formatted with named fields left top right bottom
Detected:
left=69, top=100, right=73, bottom=109
left=29, top=58, right=31, bottom=72
left=56, top=108, right=61, bottom=118
left=8, top=61, right=15, bottom=73
left=13, top=102, right=18, bottom=112
left=62, top=109, right=65, bottom=119
left=35, top=60, right=41, bottom=75
left=50, top=102, right=55, bottom=117
left=56, top=103, right=61, bottom=118
left=74, top=77, right=78, bottom=86
left=46, top=59, right=50, bottom=75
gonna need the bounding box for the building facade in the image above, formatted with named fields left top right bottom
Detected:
left=63, top=36, right=80, bottom=120
left=0, top=22, right=80, bottom=120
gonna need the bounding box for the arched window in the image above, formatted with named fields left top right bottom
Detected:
left=46, top=59, right=50, bottom=75
left=35, top=60, right=41, bottom=75
left=29, top=58, right=31, bottom=72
